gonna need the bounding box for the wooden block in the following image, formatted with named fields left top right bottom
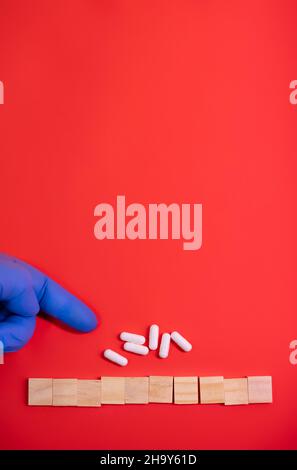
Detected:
left=101, top=377, right=125, bottom=404
left=77, top=380, right=101, bottom=407
left=149, top=376, right=173, bottom=403
left=52, top=379, right=77, bottom=406
left=248, top=376, right=273, bottom=403
left=224, top=378, right=248, bottom=405
left=28, top=378, right=53, bottom=406
left=174, top=377, right=198, bottom=404
left=125, top=377, right=149, bottom=404
left=199, top=376, right=224, bottom=404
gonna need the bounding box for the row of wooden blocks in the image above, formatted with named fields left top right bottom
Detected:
left=28, top=375, right=272, bottom=406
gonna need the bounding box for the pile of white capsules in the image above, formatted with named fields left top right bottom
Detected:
left=103, top=325, right=192, bottom=366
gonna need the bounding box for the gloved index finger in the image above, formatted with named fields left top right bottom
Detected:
left=39, top=277, right=98, bottom=332
left=6, top=255, right=98, bottom=333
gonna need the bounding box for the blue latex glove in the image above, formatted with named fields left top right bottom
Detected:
left=0, top=254, right=98, bottom=352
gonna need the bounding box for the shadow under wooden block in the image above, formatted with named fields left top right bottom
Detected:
left=52, top=379, right=77, bottom=406
left=224, top=378, right=248, bottom=405
left=28, top=378, right=53, bottom=406
left=149, top=376, right=173, bottom=403
left=77, top=380, right=101, bottom=407
left=248, top=376, right=272, bottom=404
left=125, top=377, right=149, bottom=404
left=101, top=377, right=125, bottom=404
left=199, top=376, right=224, bottom=404
left=174, top=377, right=198, bottom=404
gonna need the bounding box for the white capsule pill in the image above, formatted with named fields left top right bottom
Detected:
left=103, top=349, right=128, bottom=366
left=159, top=333, right=171, bottom=359
left=120, top=332, right=146, bottom=345
left=171, top=331, right=192, bottom=352
left=123, top=342, right=149, bottom=355
left=149, top=324, right=159, bottom=350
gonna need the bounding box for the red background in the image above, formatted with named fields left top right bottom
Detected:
left=1, top=0, right=297, bottom=450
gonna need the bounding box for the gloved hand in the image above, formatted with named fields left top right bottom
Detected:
left=0, top=253, right=98, bottom=352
